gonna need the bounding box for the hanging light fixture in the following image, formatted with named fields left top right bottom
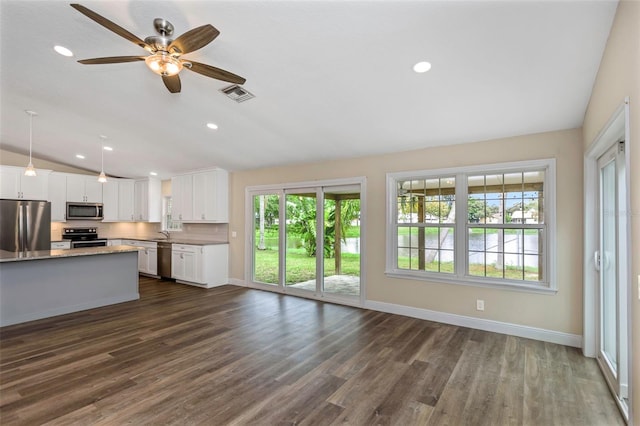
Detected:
left=24, top=110, right=37, bottom=176
left=98, top=135, right=107, bottom=183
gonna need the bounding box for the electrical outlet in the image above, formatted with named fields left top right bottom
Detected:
left=476, top=299, right=485, bottom=311
left=231, top=231, right=237, bottom=238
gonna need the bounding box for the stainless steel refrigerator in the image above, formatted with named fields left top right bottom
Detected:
left=0, top=199, right=51, bottom=252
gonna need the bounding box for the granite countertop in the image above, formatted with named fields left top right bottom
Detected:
left=114, top=237, right=228, bottom=246
left=0, top=245, right=139, bottom=263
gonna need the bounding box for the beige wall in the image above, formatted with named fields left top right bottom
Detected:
left=0, top=148, right=93, bottom=174
left=229, top=128, right=584, bottom=335
left=582, top=1, right=640, bottom=422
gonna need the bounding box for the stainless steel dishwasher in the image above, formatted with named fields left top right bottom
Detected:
left=157, top=241, right=173, bottom=279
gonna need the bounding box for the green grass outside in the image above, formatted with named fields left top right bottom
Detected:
left=254, top=247, right=360, bottom=285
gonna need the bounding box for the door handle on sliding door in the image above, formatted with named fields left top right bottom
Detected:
left=594, top=250, right=601, bottom=272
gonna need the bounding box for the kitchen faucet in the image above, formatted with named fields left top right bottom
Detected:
left=158, top=230, right=170, bottom=239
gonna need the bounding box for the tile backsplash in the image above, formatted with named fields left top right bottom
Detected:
left=51, top=221, right=228, bottom=242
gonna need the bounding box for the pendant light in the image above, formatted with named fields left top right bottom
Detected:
left=98, top=135, right=107, bottom=183
left=24, top=110, right=37, bottom=176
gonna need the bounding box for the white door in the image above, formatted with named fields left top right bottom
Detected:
left=596, top=141, right=629, bottom=408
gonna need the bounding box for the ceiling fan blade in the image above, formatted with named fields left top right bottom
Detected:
left=169, top=24, right=220, bottom=55
left=185, top=60, right=246, bottom=85
left=162, top=75, right=181, bottom=93
left=70, top=4, right=148, bottom=50
left=78, top=56, right=146, bottom=65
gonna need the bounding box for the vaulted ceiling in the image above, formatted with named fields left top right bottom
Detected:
left=0, top=1, right=617, bottom=179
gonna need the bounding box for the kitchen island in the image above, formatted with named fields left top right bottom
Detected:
left=0, top=245, right=140, bottom=327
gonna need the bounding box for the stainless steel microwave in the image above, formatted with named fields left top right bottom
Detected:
left=66, top=202, right=104, bottom=220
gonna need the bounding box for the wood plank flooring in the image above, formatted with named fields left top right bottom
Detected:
left=0, top=277, right=624, bottom=425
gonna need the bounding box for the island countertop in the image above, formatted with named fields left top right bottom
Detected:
left=0, top=245, right=140, bottom=263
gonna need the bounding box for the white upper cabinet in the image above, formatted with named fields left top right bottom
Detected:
left=66, top=174, right=102, bottom=203
left=0, top=165, right=50, bottom=200
left=48, top=173, right=67, bottom=222
left=102, top=179, right=135, bottom=222
left=172, top=168, right=228, bottom=223
left=171, top=174, right=193, bottom=222
left=118, top=179, right=135, bottom=221
left=134, top=178, right=161, bottom=222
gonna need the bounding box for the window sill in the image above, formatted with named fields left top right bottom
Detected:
left=384, top=269, right=557, bottom=295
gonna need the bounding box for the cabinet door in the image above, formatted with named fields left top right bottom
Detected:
left=84, top=179, right=103, bottom=203
left=138, top=248, right=148, bottom=273
left=147, top=248, right=158, bottom=275
left=19, top=173, right=49, bottom=200
left=182, top=251, right=197, bottom=282
left=192, top=171, right=211, bottom=221
left=66, top=176, right=86, bottom=202
left=134, top=180, right=148, bottom=221
left=118, top=180, right=135, bottom=221
left=173, top=174, right=193, bottom=221
left=102, top=180, right=119, bottom=221
left=0, top=167, right=20, bottom=198
left=48, top=174, right=67, bottom=221
left=171, top=251, right=184, bottom=279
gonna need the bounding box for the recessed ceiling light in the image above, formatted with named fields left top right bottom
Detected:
left=149, top=172, right=158, bottom=176
left=103, top=146, right=113, bottom=151
left=75, top=154, right=85, bottom=159
left=413, top=61, right=432, bottom=73
left=206, top=123, right=218, bottom=130
left=54, top=45, right=73, bottom=57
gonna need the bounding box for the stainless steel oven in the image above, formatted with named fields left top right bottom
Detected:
left=62, top=227, right=107, bottom=248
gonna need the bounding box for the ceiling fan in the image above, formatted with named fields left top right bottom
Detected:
left=70, top=3, right=246, bottom=93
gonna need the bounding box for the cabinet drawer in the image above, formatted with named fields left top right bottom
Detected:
left=51, top=241, right=71, bottom=250
left=172, top=244, right=199, bottom=253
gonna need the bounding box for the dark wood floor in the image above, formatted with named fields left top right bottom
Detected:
left=0, top=277, right=623, bottom=425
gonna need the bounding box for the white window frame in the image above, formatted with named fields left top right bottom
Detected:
left=386, top=158, right=556, bottom=294
left=162, top=195, right=182, bottom=232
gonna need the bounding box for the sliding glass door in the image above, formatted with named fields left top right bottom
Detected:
left=596, top=142, right=629, bottom=411
left=248, top=179, right=364, bottom=305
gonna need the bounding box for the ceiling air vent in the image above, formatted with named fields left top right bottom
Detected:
left=220, top=84, right=255, bottom=103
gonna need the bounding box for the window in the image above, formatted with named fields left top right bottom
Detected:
left=162, top=196, right=182, bottom=231
left=386, top=159, right=555, bottom=292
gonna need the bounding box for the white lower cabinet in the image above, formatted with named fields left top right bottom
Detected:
left=172, top=244, right=228, bottom=288
left=121, top=240, right=157, bottom=276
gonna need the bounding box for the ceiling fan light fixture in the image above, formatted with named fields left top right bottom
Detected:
left=145, top=52, right=182, bottom=76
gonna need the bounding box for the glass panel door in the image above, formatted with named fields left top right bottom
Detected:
left=284, top=191, right=318, bottom=293
left=596, top=142, right=628, bottom=405
left=599, top=153, right=617, bottom=375
left=322, top=186, right=361, bottom=297
left=252, top=194, right=280, bottom=286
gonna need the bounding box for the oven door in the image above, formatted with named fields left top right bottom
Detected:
left=71, top=239, right=108, bottom=249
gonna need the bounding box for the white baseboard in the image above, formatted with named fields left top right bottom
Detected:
left=365, top=300, right=582, bottom=348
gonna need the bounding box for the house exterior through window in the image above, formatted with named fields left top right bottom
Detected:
left=386, top=159, right=556, bottom=293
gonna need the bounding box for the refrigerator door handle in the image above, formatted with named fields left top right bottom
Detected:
left=18, top=203, right=25, bottom=251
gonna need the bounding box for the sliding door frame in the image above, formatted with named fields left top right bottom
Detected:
left=245, top=176, right=367, bottom=307
left=583, top=98, right=632, bottom=421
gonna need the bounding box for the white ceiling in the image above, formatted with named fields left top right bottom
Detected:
left=0, top=0, right=617, bottom=179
